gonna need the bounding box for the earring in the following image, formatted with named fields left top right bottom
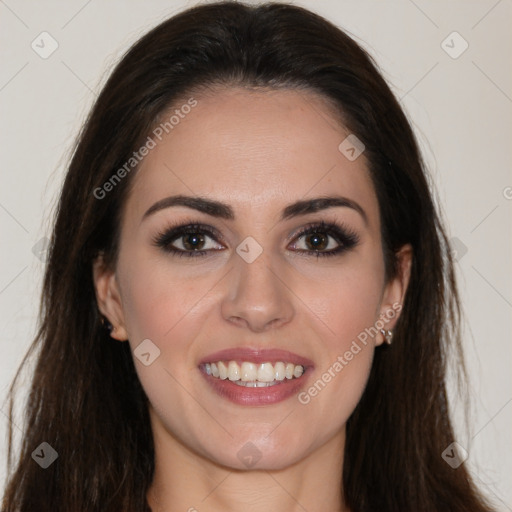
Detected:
left=101, top=316, right=114, bottom=334
left=380, top=329, right=393, bottom=345
left=100, top=315, right=128, bottom=341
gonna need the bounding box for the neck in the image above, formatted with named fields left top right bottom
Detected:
left=146, top=413, right=348, bottom=512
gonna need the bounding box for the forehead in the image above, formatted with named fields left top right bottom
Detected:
left=126, top=87, right=378, bottom=221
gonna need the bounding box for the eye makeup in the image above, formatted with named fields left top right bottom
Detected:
left=152, top=218, right=359, bottom=258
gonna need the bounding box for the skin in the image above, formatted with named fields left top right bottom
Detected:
left=94, top=87, right=411, bottom=512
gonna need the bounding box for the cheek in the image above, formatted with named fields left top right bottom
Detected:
left=118, top=250, right=215, bottom=344
left=116, top=250, right=222, bottom=412
left=295, top=290, right=378, bottom=443
left=291, top=251, right=384, bottom=417
left=116, top=254, right=215, bottom=435
left=292, top=250, right=385, bottom=345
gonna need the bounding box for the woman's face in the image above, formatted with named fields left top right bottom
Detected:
left=95, top=87, right=409, bottom=470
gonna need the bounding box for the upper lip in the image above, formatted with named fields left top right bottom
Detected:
left=199, top=347, right=314, bottom=368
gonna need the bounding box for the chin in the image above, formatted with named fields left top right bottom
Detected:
left=206, top=432, right=315, bottom=472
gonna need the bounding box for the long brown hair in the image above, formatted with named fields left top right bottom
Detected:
left=2, top=2, right=494, bottom=511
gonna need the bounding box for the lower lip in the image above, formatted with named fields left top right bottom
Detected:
left=200, top=369, right=310, bottom=406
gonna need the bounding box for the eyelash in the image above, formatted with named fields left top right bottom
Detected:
left=152, top=220, right=359, bottom=258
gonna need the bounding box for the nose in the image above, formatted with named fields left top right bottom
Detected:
left=220, top=251, right=295, bottom=333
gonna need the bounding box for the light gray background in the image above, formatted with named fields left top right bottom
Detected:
left=1, top=0, right=511, bottom=508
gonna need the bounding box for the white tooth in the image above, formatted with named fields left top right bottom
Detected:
left=235, top=380, right=279, bottom=387
left=208, top=360, right=304, bottom=381
left=218, top=361, right=228, bottom=379
left=293, top=365, right=304, bottom=378
left=228, top=361, right=241, bottom=381
left=274, top=362, right=286, bottom=381
left=241, top=362, right=257, bottom=381
left=257, top=362, right=275, bottom=382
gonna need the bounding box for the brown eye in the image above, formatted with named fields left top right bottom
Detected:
left=304, top=232, right=329, bottom=251
left=288, top=221, right=359, bottom=258
left=293, top=230, right=339, bottom=252
left=182, top=233, right=206, bottom=251
left=153, top=223, right=225, bottom=257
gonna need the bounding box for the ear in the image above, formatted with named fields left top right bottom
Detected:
left=93, top=254, right=128, bottom=341
left=375, top=244, right=412, bottom=346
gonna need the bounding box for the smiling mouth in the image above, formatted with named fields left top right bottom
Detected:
left=202, top=360, right=305, bottom=387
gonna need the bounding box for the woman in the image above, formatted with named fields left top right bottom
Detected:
left=2, top=2, right=495, bottom=511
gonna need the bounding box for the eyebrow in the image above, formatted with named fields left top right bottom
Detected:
left=142, top=194, right=367, bottom=224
